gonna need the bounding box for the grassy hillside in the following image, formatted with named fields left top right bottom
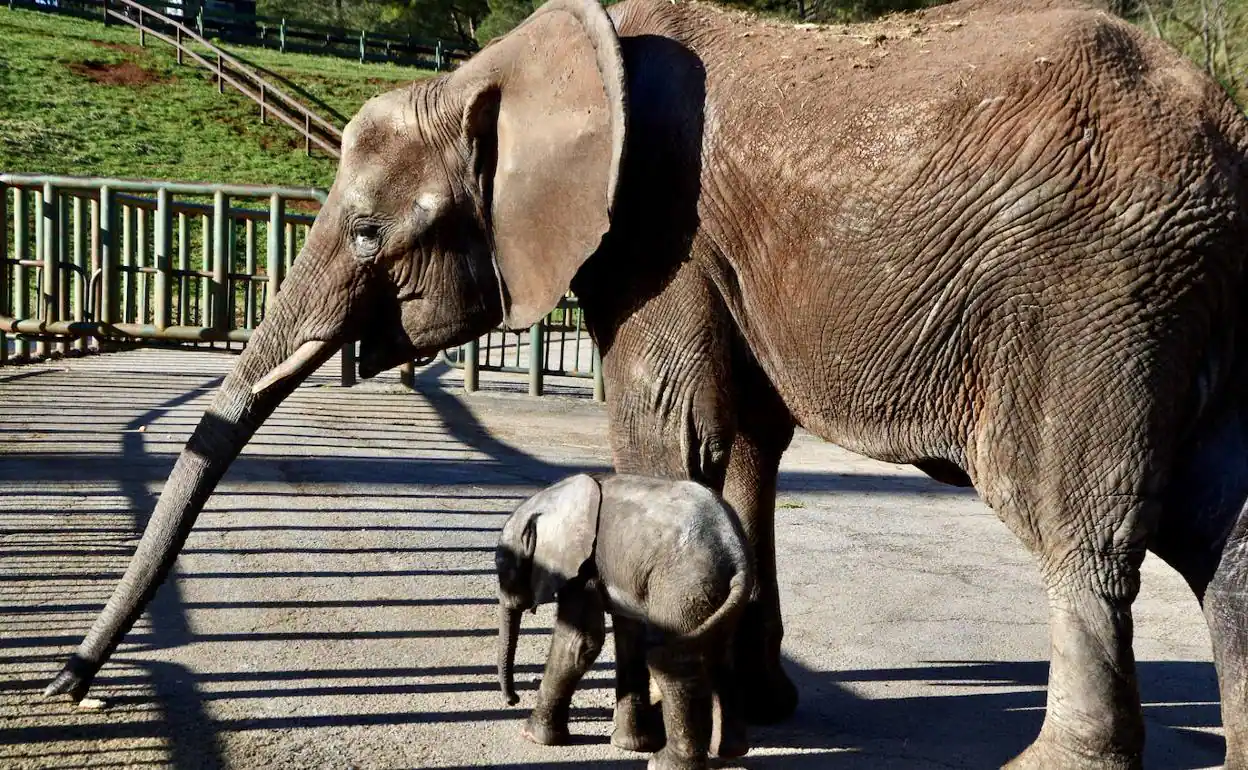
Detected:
left=0, top=7, right=433, bottom=188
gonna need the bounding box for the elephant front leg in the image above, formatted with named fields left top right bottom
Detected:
left=523, top=587, right=605, bottom=746
left=721, top=381, right=797, bottom=725
left=611, top=614, right=665, bottom=753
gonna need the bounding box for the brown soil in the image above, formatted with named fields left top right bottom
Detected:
left=65, top=58, right=170, bottom=86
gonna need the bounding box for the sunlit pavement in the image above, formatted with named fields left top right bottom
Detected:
left=0, top=349, right=1223, bottom=769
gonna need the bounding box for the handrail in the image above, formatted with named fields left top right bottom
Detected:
left=101, top=0, right=344, bottom=157
left=0, top=172, right=326, bottom=201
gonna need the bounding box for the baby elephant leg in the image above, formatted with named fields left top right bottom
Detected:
left=524, top=587, right=605, bottom=746
left=711, top=651, right=749, bottom=759
left=646, top=645, right=713, bottom=770
left=612, top=614, right=665, bottom=752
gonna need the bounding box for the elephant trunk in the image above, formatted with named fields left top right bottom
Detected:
left=45, top=271, right=339, bottom=701
left=498, top=603, right=523, bottom=705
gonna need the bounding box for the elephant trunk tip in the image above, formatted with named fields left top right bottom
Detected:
left=44, top=654, right=95, bottom=701
left=503, top=686, right=520, bottom=706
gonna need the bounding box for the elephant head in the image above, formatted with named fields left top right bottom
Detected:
left=46, top=0, right=627, bottom=700
left=496, top=474, right=602, bottom=705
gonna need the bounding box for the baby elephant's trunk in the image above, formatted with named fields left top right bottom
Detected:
left=498, top=603, right=523, bottom=705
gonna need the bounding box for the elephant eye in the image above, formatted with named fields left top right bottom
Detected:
left=352, top=222, right=382, bottom=262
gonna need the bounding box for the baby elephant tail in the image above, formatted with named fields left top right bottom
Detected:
left=682, top=565, right=753, bottom=648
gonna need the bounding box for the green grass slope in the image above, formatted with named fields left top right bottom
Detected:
left=0, top=7, right=433, bottom=188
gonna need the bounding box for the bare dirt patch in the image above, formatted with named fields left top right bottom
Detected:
left=66, top=58, right=170, bottom=86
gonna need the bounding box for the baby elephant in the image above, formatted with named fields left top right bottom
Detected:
left=495, top=473, right=753, bottom=770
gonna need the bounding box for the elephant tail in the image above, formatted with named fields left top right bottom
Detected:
left=682, top=564, right=753, bottom=648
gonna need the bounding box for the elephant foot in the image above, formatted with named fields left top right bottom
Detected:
left=612, top=704, right=665, bottom=753
left=1003, top=737, right=1141, bottom=770
left=521, top=714, right=570, bottom=746
left=739, top=666, right=797, bottom=725
left=646, top=746, right=708, bottom=770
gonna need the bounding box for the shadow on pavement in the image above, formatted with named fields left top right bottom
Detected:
left=0, top=354, right=1223, bottom=769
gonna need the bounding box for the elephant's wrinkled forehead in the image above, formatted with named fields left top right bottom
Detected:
left=342, top=88, right=416, bottom=158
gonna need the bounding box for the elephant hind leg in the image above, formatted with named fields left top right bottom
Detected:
left=1005, top=539, right=1147, bottom=770
left=1151, top=416, right=1248, bottom=768
left=646, top=645, right=713, bottom=770
left=983, top=438, right=1159, bottom=766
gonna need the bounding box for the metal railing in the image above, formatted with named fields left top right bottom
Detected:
left=1, top=173, right=604, bottom=399
left=205, top=6, right=475, bottom=68
left=5, top=0, right=345, bottom=158
left=0, top=173, right=323, bottom=361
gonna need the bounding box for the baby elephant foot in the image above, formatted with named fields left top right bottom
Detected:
left=646, top=746, right=708, bottom=770
left=521, top=714, right=570, bottom=746
left=612, top=704, right=666, bottom=753
left=712, top=730, right=749, bottom=759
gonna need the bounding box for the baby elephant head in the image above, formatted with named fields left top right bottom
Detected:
left=495, top=474, right=602, bottom=705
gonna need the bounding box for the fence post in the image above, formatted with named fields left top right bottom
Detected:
left=199, top=213, right=211, bottom=326
left=40, top=182, right=60, bottom=359
left=139, top=9, right=145, bottom=47
left=528, top=320, right=543, bottom=397
left=136, top=206, right=148, bottom=325
left=176, top=28, right=183, bottom=65
left=71, top=195, right=86, bottom=353
left=99, top=186, right=116, bottom=327
left=121, top=204, right=134, bottom=324
left=216, top=54, right=223, bottom=94
left=177, top=212, right=188, bottom=325
left=102, top=0, right=109, bottom=26
left=267, top=193, right=284, bottom=307
left=280, top=18, right=286, bottom=53
left=243, top=218, right=256, bottom=329
left=435, top=40, right=443, bottom=72
left=340, top=341, right=356, bottom=387
left=212, top=191, right=229, bottom=333
left=12, top=188, right=29, bottom=360
left=0, top=182, right=7, bottom=366
left=304, top=114, right=311, bottom=156
left=463, top=338, right=478, bottom=393
left=197, top=6, right=204, bottom=36
left=359, top=30, right=365, bottom=64
left=154, top=187, right=172, bottom=330
left=259, top=83, right=266, bottom=123
left=592, top=347, right=605, bottom=402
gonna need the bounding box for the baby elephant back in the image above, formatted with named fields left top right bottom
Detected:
left=596, top=474, right=753, bottom=640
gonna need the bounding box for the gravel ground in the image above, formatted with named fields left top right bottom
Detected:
left=0, top=349, right=1225, bottom=769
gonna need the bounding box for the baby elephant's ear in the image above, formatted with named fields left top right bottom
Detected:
left=531, top=474, right=602, bottom=604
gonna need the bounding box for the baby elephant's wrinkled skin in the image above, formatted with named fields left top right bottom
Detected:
left=496, top=473, right=752, bottom=770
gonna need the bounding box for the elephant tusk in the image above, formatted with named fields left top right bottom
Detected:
left=251, top=339, right=334, bottom=396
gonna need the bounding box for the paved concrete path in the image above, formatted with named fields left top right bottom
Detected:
left=0, top=349, right=1225, bottom=769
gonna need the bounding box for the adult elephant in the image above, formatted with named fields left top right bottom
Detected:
left=46, top=0, right=1248, bottom=766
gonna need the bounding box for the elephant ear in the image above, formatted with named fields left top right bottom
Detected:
left=530, top=474, right=602, bottom=604
left=452, top=0, right=627, bottom=329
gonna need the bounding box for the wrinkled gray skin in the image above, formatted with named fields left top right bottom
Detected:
left=495, top=473, right=751, bottom=770
left=45, top=0, right=1248, bottom=766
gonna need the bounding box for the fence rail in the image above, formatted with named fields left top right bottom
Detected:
left=0, top=173, right=603, bottom=399
left=4, top=0, right=473, bottom=71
